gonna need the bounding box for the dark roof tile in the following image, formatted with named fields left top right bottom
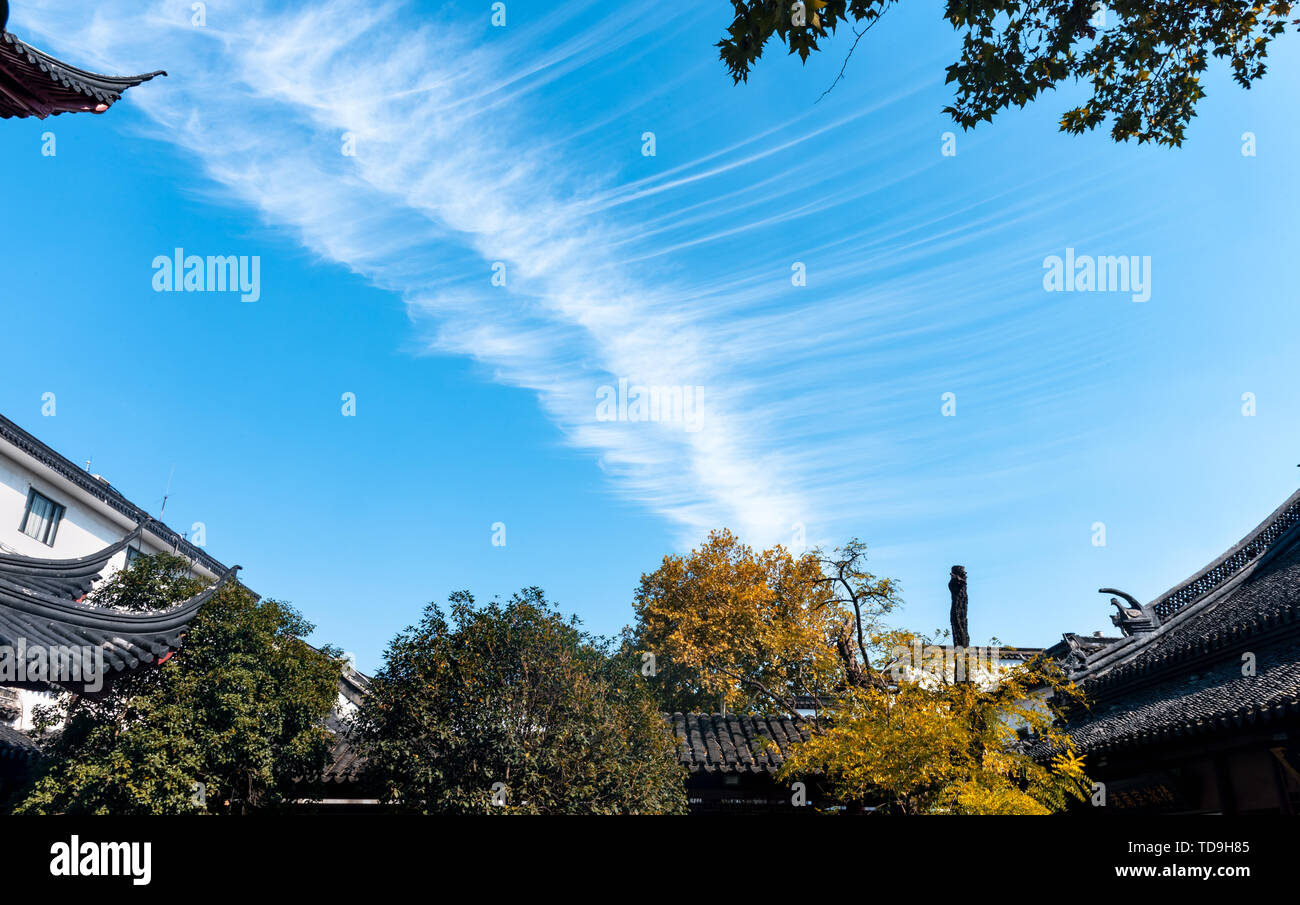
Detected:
left=1059, top=647, right=1300, bottom=754
left=669, top=712, right=809, bottom=775
left=0, top=722, right=38, bottom=761
left=1052, top=489, right=1300, bottom=753
left=0, top=30, right=164, bottom=120
left=0, top=563, right=239, bottom=690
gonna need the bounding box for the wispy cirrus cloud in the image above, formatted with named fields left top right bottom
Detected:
left=17, top=0, right=1132, bottom=549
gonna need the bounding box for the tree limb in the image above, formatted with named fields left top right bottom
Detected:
left=816, top=9, right=890, bottom=104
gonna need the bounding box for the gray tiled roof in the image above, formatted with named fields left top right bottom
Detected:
left=0, top=557, right=240, bottom=687
left=1062, top=647, right=1300, bottom=754
left=322, top=667, right=370, bottom=785
left=0, top=526, right=142, bottom=601
left=0, top=722, right=38, bottom=761
left=313, top=708, right=813, bottom=785
left=1088, top=537, right=1300, bottom=691
left=322, top=732, right=365, bottom=784
left=670, top=712, right=810, bottom=775
left=1052, top=489, right=1300, bottom=753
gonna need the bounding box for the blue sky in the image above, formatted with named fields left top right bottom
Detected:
left=1, top=0, right=1297, bottom=673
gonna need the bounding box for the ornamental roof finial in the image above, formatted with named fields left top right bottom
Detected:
left=1099, top=588, right=1160, bottom=635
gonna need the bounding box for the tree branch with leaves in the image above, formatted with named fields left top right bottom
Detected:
left=720, top=1, right=1299, bottom=145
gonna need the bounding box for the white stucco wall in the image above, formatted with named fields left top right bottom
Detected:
left=12, top=688, right=56, bottom=731
left=0, top=438, right=214, bottom=579
left=1, top=451, right=132, bottom=565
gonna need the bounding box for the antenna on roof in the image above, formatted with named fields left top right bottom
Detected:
left=159, top=465, right=175, bottom=518
left=83, top=458, right=91, bottom=472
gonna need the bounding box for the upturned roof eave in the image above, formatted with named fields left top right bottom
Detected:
left=0, top=566, right=238, bottom=635
left=0, top=29, right=165, bottom=107
left=1065, top=488, right=1300, bottom=685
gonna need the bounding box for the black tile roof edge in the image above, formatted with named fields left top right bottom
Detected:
left=1, top=30, right=165, bottom=103
left=1084, top=607, right=1300, bottom=700
left=1042, top=686, right=1300, bottom=757
left=0, top=526, right=145, bottom=601
left=0, top=412, right=228, bottom=578
left=0, top=565, right=238, bottom=634
left=0, top=566, right=239, bottom=682
left=0, top=722, right=39, bottom=761
left=309, top=707, right=810, bottom=784
left=303, top=666, right=374, bottom=784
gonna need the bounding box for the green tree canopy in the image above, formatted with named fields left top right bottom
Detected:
left=719, top=1, right=1298, bottom=145
left=352, top=588, right=686, bottom=814
left=11, top=553, right=341, bottom=815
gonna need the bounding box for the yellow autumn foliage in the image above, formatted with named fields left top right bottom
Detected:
left=633, top=530, right=888, bottom=714
left=777, top=659, right=1091, bottom=814
left=633, top=530, right=1092, bottom=814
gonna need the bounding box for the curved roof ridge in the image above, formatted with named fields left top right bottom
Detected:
left=0, top=29, right=166, bottom=120
left=0, top=525, right=141, bottom=573
left=0, top=567, right=239, bottom=690
left=0, top=526, right=144, bottom=600
left=1146, top=487, right=1300, bottom=621
left=3, top=33, right=166, bottom=87
left=0, top=566, right=238, bottom=634
left=1063, top=493, right=1300, bottom=706
left=1061, top=489, right=1300, bottom=684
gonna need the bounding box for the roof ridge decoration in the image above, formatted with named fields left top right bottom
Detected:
left=1087, top=594, right=1300, bottom=694
left=1055, top=488, right=1300, bottom=685
left=1102, top=587, right=1160, bottom=635
left=1055, top=488, right=1300, bottom=703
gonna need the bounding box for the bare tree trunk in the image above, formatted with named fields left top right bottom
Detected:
left=836, top=616, right=869, bottom=689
